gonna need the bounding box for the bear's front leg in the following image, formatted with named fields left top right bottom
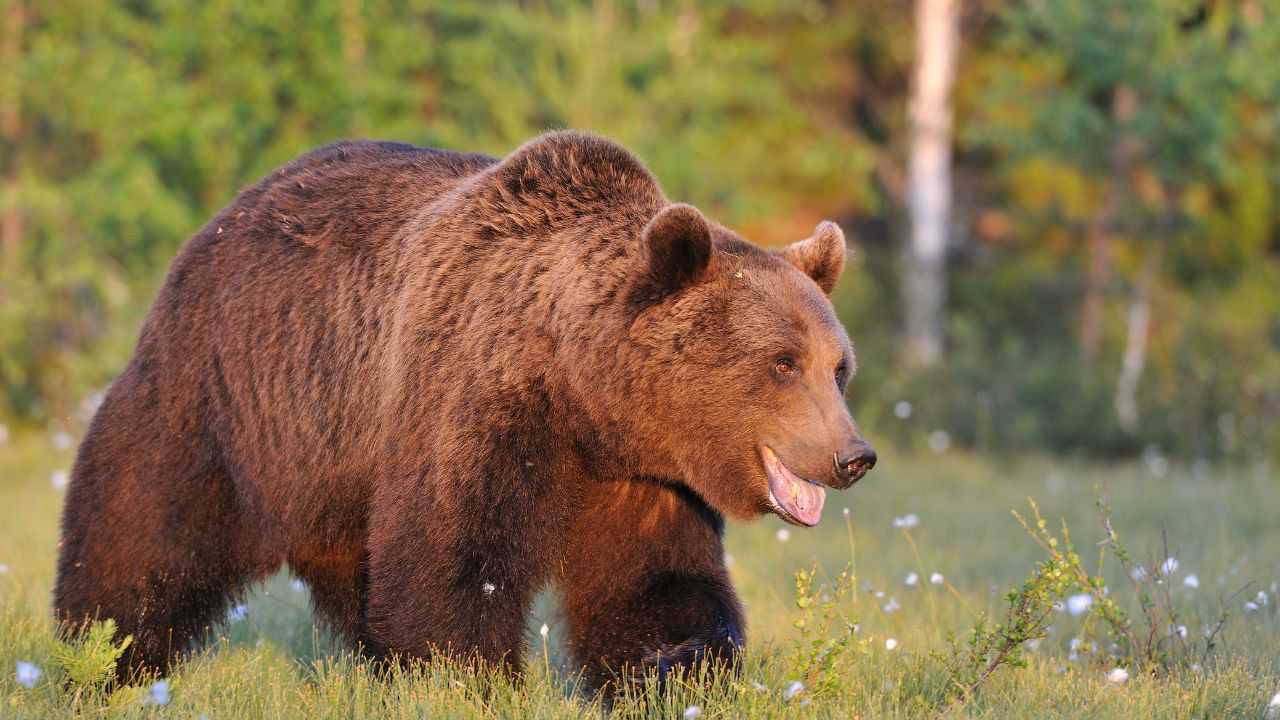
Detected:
left=364, top=451, right=565, bottom=671
left=557, top=479, right=744, bottom=693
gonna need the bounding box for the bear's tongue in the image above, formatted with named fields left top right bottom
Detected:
left=761, top=446, right=826, bottom=527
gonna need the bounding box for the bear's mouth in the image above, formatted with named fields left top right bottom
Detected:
left=761, top=446, right=826, bottom=527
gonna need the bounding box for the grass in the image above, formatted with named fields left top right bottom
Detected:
left=1, top=427, right=1277, bottom=718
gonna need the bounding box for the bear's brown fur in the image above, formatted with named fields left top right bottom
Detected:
left=53, top=131, right=875, bottom=690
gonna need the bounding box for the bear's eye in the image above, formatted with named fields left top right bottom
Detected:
left=835, top=362, right=849, bottom=389
left=773, top=357, right=798, bottom=377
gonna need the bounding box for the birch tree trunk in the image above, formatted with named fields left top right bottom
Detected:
left=904, top=0, right=959, bottom=367
left=1114, top=246, right=1158, bottom=432
left=1080, top=86, right=1139, bottom=363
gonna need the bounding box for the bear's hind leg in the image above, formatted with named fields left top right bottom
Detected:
left=53, top=383, right=268, bottom=680
left=557, top=480, right=744, bottom=694
left=289, top=547, right=381, bottom=656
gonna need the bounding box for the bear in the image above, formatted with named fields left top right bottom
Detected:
left=53, top=131, right=877, bottom=691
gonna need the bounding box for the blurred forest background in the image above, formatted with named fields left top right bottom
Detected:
left=1, top=0, right=1277, bottom=462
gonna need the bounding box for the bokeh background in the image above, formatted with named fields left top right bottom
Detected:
left=1, top=0, right=1278, bottom=463
left=2, top=3, right=1279, bottom=716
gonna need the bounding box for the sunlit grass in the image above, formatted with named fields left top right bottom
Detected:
left=1, top=428, right=1277, bottom=717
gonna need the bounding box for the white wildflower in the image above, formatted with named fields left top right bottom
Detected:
left=145, top=679, right=171, bottom=706
left=1171, top=624, right=1188, bottom=639
left=927, top=430, right=951, bottom=454
left=842, top=507, right=850, bottom=517
left=775, top=528, right=791, bottom=542
left=1183, top=574, right=1200, bottom=589
left=539, top=623, right=549, bottom=638
left=723, top=552, right=733, bottom=567
left=53, top=431, right=73, bottom=450
left=683, top=706, right=701, bottom=719
left=51, top=470, right=70, bottom=491
left=930, top=572, right=944, bottom=585
left=15, top=661, right=41, bottom=689
left=893, top=401, right=912, bottom=419
left=885, top=637, right=899, bottom=651
left=904, top=572, right=919, bottom=587
left=892, top=513, right=920, bottom=529
left=1066, top=593, right=1093, bottom=616
left=1265, top=692, right=1280, bottom=720
left=0, top=563, right=8, bottom=574
left=784, top=680, right=805, bottom=700
left=1026, top=638, right=1042, bottom=651
left=1147, top=456, right=1169, bottom=478
left=1245, top=601, right=1260, bottom=612
left=882, top=597, right=900, bottom=613
left=289, top=579, right=305, bottom=593
left=227, top=603, right=248, bottom=622
left=1257, top=591, right=1270, bottom=607
left=1130, top=565, right=1148, bottom=582
left=1106, top=667, right=1129, bottom=684
left=1160, top=557, right=1180, bottom=575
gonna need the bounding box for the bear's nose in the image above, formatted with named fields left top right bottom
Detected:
left=833, top=444, right=877, bottom=487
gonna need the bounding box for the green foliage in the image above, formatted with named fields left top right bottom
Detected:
left=1014, top=492, right=1234, bottom=674
left=787, top=565, right=867, bottom=697
left=948, top=0, right=1280, bottom=459
left=939, top=490, right=1243, bottom=715
left=1, top=0, right=1278, bottom=462
left=0, top=0, right=875, bottom=422
left=939, top=544, right=1073, bottom=713
left=52, top=618, right=132, bottom=690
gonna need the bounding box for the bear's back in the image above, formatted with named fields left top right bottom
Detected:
left=236, top=140, right=499, bottom=252
left=128, top=141, right=501, bottom=498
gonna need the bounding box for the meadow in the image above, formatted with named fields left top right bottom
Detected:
left=1, top=428, right=1277, bottom=718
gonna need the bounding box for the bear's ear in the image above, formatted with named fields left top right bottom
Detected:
left=778, top=221, right=846, bottom=294
left=641, top=203, right=714, bottom=296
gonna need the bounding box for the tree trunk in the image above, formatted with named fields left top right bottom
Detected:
left=903, top=0, right=959, bottom=367
left=1114, top=246, right=1158, bottom=432
left=1079, top=86, right=1139, bottom=363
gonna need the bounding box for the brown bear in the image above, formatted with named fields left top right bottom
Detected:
left=53, top=131, right=876, bottom=690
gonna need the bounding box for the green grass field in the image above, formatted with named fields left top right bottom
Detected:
left=1, top=428, right=1277, bottom=718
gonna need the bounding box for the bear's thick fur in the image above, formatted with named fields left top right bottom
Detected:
left=54, top=131, right=875, bottom=689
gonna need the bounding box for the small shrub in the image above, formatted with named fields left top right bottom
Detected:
left=786, top=565, right=867, bottom=698
left=940, top=490, right=1234, bottom=716
left=53, top=619, right=132, bottom=691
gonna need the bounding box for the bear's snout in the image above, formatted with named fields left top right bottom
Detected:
left=831, top=441, right=877, bottom=489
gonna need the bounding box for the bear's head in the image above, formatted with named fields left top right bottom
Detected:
left=625, top=203, right=876, bottom=527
